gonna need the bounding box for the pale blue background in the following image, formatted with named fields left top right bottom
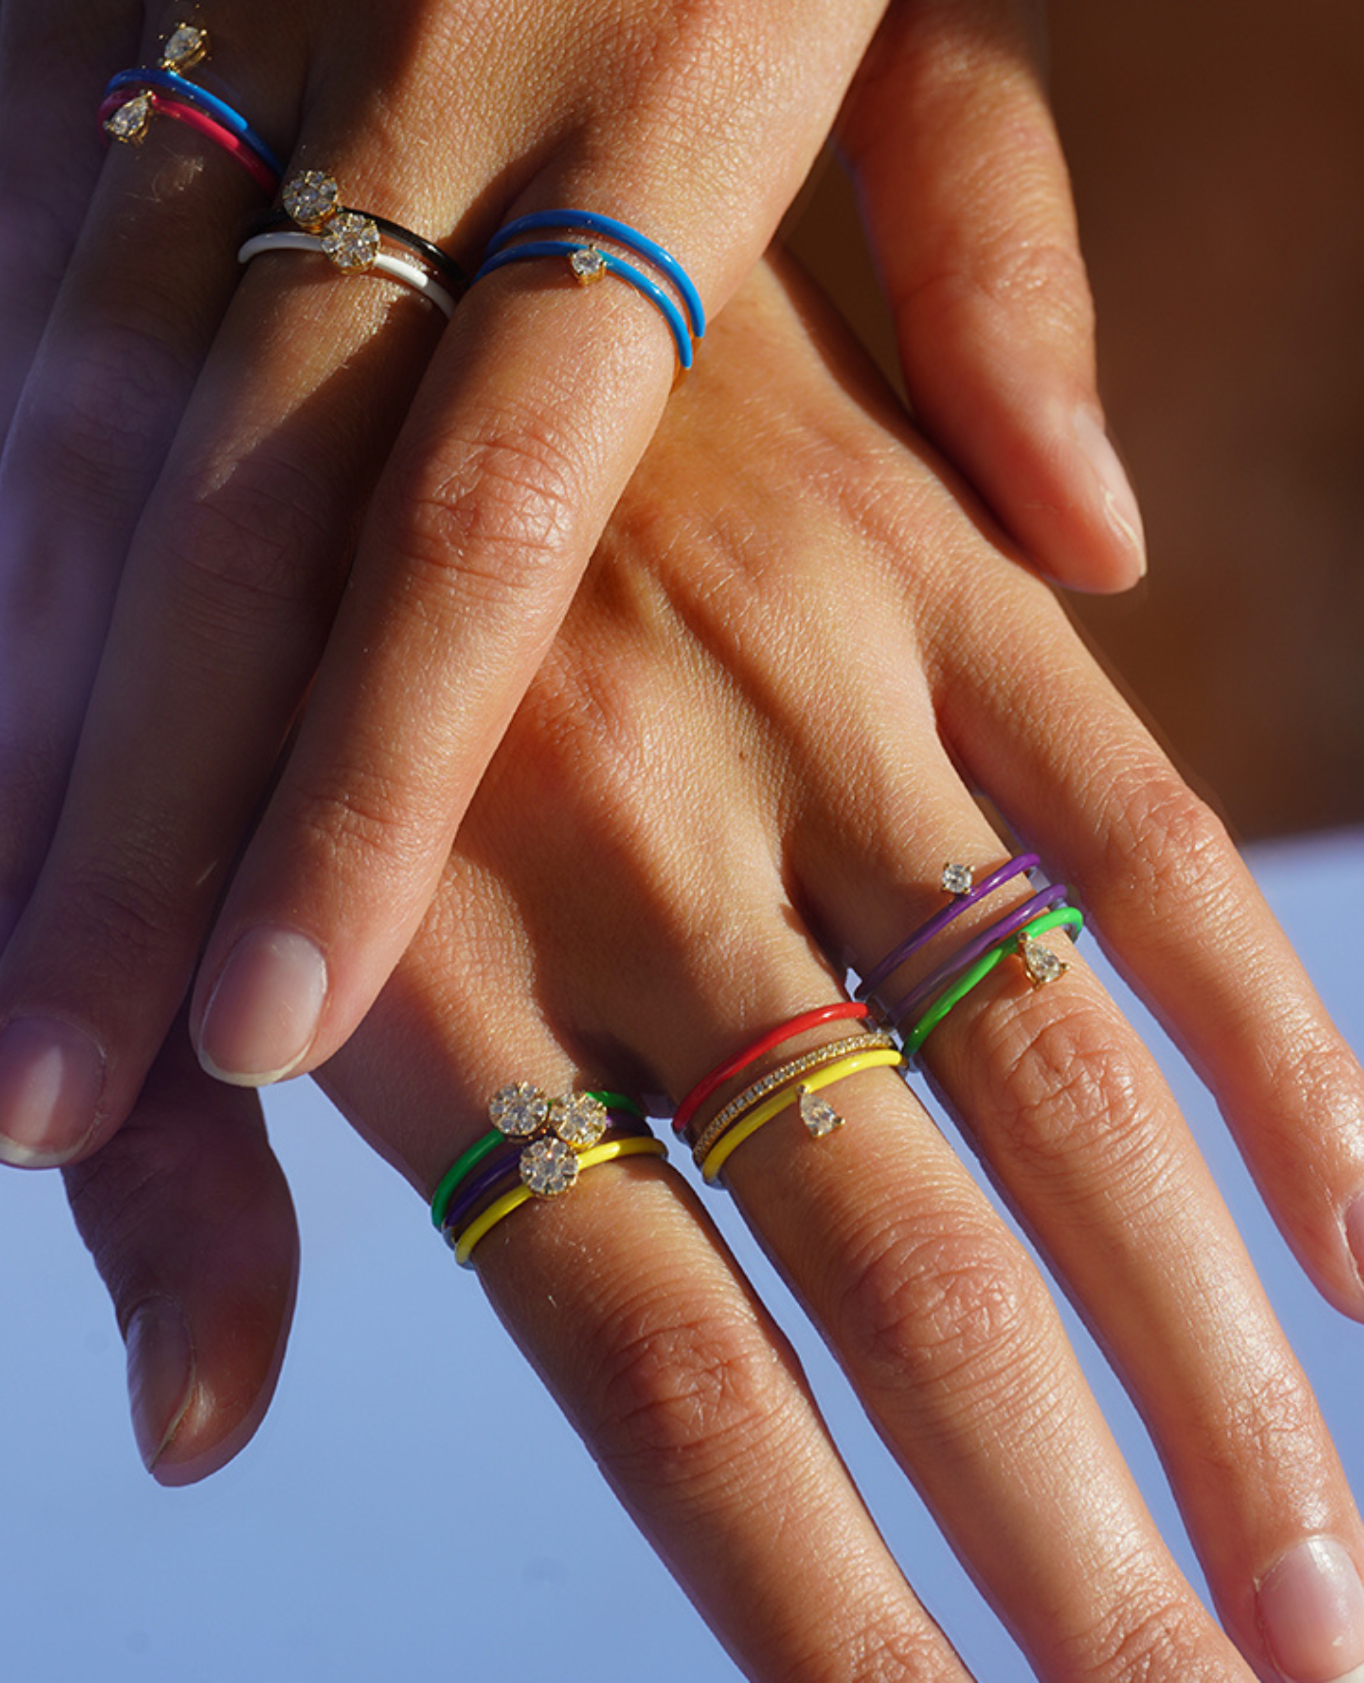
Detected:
left=1, top=830, right=1360, bottom=1680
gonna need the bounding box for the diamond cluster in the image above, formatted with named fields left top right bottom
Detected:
left=321, top=210, right=380, bottom=272
left=282, top=170, right=340, bottom=232
left=488, top=1083, right=622, bottom=1199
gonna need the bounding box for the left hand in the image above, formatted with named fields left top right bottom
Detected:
left=61, top=255, right=1364, bottom=1683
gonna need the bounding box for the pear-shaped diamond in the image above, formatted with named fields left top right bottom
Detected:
left=799, top=1086, right=844, bottom=1138
left=105, top=92, right=152, bottom=144
left=1020, top=935, right=1068, bottom=987
left=161, top=23, right=208, bottom=73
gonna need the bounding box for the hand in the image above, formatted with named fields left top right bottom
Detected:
left=63, top=257, right=1364, bottom=1681
left=0, top=0, right=1139, bottom=1172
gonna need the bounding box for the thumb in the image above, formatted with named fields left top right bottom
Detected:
left=62, top=1024, right=298, bottom=1485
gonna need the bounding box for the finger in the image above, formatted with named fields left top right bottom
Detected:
left=0, top=0, right=132, bottom=438
left=61, top=1017, right=298, bottom=1484
left=795, top=709, right=1364, bottom=1681
left=0, top=0, right=888, bottom=1142
left=318, top=934, right=968, bottom=1683
left=841, top=0, right=1146, bottom=592
left=424, top=619, right=1255, bottom=1679
left=0, top=228, right=444, bottom=1166
left=939, top=579, right=1364, bottom=1321
left=0, top=10, right=292, bottom=958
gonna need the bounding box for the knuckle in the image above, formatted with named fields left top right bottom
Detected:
left=161, top=449, right=345, bottom=651
left=1068, top=1594, right=1226, bottom=1683
left=590, top=1297, right=798, bottom=1493
left=985, top=999, right=1166, bottom=1187
left=22, top=322, right=190, bottom=510
left=392, top=407, right=590, bottom=606
left=834, top=1211, right=1044, bottom=1401
left=59, top=839, right=188, bottom=973
left=285, top=761, right=433, bottom=886
left=1102, top=769, right=1240, bottom=927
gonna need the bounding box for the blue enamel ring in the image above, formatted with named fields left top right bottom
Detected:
left=103, top=66, right=284, bottom=181
left=474, top=208, right=705, bottom=368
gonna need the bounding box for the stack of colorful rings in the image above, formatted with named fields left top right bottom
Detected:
left=860, top=857, right=1085, bottom=1060
left=99, top=23, right=283, bottom=192
left=432, top=1084, right=665, bottom=1267
left=674, top=1004, right=904, bottom=1185
left=237, top=171, right=467, bottom=319
left=472, top=209, right=706, bottom=370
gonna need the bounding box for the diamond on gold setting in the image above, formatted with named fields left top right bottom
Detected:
left=520, top=1135, right=580, bottom=1198
left=160, top=23, right=209, bottom=73
left=1020, top=935, right=1068, bottom=988
left=489, top=1082, right=550, bottom=1138
left=798, top=1086, right=844, bottom=1139
left=941, top=862, right=974, bottom=897
left=105, top=92, right=152, bottom=143
left=282, top=170, right=340, bottom=231
left=549, top=1092, right=608, bottom=1149
left=568, top=246, right=607, bottom=285
left=321, top=210, right=380, bottom=271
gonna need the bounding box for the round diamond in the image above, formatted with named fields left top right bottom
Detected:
left=105, top=92, right=152, bottom=144
left=941, top=862, right=974, bottom=897
left=568, top=246, right=607, bottom=285
left=798, top=1086, right=844, bottom=1138
left=489, top=1082, right=549, bottom=1138
left=282, top=170, right=340, bottom=231
left=549, top=1092, right=608, bottom=1149
left=520, top=1135, right=579, bottom=1198
left=1020, top=935, right=1068, bottom=987
left=321, top=211, right=380, bottom=271
left=161, top=23, right=208, bottom=72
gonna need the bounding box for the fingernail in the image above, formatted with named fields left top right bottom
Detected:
left=126, top=1296, right=195, bottom=1475
left=1073, top=408, right=1147, bottom=575
left=197, top=926, right=328, bottom=1086
left=1258, top=1536, right=1364, bottom=1683
left=0, top=1015, right=105, bottom=1167
left=1343, top=1193, right=1364, bottom=1292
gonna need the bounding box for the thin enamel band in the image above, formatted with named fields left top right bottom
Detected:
left=236, top=231, right=458, bottom=319
left=439, top=1117, right=654, bottom=1237
left=453, top=1136, right=668, bottom=1267
left=859, top=853, right=1041, bottom=998
left=472, top=241, right=693, bottom=368
left=430, top=1090, right=643, bottom=1228
left=701, top=1048, right=905, bottom=1185
left=672, top=1002, right=870, bottom=1137
left=484, top=209, right=705, bottom=338
left=888, top=882, right=1070, bottom=1025
left=104, top=66, right=283, bottom=178
left=904, top=906, right=1085, bottom=1060
left=252, top=208, right=468, bottom=294
left=98, top=90, right=277, bottom=190
left=689, top=1028, right=899, bottom=1165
